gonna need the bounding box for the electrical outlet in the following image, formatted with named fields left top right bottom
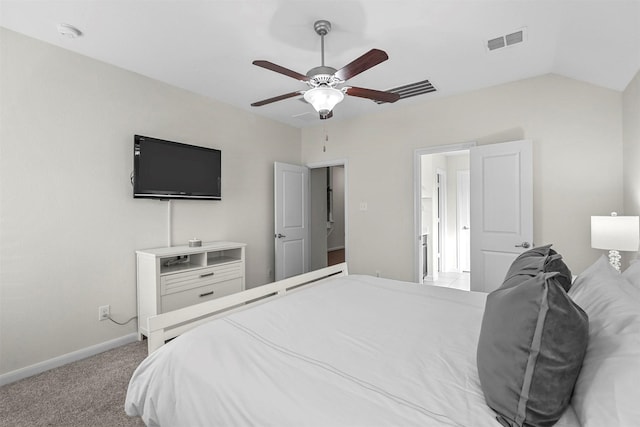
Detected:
left=98, top=305, right=110, bottom=321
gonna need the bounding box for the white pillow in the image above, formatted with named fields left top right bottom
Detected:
left=623, top=259, right=640, bottom=288
left=568, top=256, right=640, bottom=427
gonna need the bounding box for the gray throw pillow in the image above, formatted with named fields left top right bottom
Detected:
left=502, top=244, right=573, bottom=292
left=622, top=259, right=640, bottom=288
left=477, top=272, right=588, bottom=427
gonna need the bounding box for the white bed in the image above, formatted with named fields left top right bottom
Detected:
left=125, top=266, right=581, bottom=426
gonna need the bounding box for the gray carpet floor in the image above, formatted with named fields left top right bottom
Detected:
left=0, top=340, right=148, bottom=427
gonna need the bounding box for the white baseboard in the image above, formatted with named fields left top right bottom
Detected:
left=328, top=245, right=345, bottom=252
left=0, top=333, right=138, bottom=386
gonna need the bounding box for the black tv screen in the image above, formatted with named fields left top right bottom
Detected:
left=133, top=135, right=221, bottom=200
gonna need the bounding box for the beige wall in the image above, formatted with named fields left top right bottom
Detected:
left=0, top=29, right=300, bottom=375
left=623, top=72, right=640, bottom=214
left=302, top=74, right=623, bottom=281
left=623, top=70, right=640, bottom=264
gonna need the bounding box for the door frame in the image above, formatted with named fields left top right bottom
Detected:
left=457, top=169, right=471, bottom=273
left=435, top=168, right=447, bottom=275
left=307, top=159, right=349, bottom=269
left=413, top=142, right=476, bottom=283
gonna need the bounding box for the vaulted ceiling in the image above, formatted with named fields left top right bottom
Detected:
left=2, top=0, right=639, bottom=127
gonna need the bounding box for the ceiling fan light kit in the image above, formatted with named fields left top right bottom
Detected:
left=251, top=19, right=399, bottom=120
left=303, top=86, right=344, bottom=117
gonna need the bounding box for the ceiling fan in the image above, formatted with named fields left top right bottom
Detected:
left=251, top=20, right=400, bottom=120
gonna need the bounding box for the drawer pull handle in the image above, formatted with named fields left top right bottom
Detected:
left=199, top=291, right=214, bottom=298
left=200, top=273, right=215, bottom=278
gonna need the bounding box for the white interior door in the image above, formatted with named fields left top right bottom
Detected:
left=470, top=140, right=533, bottom=293
left=457, top=170, right=471, bottom=272
left=274, top=162, right=310, bottom=281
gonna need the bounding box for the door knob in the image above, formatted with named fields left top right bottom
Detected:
left=275, top=233, right=286, bottom=239
left=515, top=242, right=531, bottom=249
left=462, top=226, right=470, bottom=230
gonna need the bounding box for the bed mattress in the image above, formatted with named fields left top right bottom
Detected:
left=125, top=274, right=579, bottom=426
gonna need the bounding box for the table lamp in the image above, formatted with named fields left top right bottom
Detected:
left=591, top=212, right=640, bottom=271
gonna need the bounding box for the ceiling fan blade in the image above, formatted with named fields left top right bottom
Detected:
left=346, top=86, right=400, bottom=103
left=251, top=91, right=303, bottom=107
left=252, top=60, right=310, bottom=81
left=334, top=49, right=389, bottom=81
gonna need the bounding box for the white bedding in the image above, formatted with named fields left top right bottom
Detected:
left=125, top=274, right=580, bottom=426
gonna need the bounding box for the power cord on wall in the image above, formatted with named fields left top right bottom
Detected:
left=107, top=315, right=137, bottom=326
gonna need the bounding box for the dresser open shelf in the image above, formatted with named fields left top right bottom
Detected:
left=136, top=241, right=246, bottom=340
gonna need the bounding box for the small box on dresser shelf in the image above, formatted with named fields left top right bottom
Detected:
left=135, top=241, right=246, bottom=340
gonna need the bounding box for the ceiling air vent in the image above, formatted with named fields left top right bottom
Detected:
left=374, top=79, right=437, bottom=104
left=487, top=28, right=526, bottom=52
left=487, top=36, right=505, bottom=51
left=505, top=30, right=524, bottom=46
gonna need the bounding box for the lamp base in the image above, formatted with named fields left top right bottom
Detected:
left=608, top=249, right=622, bottom=272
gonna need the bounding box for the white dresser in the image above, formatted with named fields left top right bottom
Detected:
left=135, top=241, right=246, bottom=339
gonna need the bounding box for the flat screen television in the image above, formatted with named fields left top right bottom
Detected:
left=133, top=135, right=221, bottom=200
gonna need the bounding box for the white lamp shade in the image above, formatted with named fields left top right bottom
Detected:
left=303, top=87, right=344, bottom=114
left=591, top=215, right=640, bottom=251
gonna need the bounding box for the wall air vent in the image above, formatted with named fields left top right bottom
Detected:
left=373, top=79, right=437, bottom=104
left=486, top=28, right=526, bottom=52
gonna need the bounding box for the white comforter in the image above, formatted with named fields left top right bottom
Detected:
left=125, top=274, right=579, bottom=426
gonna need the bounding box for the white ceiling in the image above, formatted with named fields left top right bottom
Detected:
left=1, top=0, right=639, bottom=128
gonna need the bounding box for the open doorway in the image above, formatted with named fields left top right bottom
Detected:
left=414, top=143, right=474, bottom=289
left=309, top=163, right=346, bottom=271
left=414, top=140, right=533, bottom=292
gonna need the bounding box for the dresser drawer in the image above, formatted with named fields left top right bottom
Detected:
left=160, top=262, right=242, bottom=296
left=161, top=277, right=243, bottom=312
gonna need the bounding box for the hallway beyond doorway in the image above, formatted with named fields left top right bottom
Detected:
left=328, top=248, right=345, bottom=266
left=424, top=272, right=470, bottom=291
